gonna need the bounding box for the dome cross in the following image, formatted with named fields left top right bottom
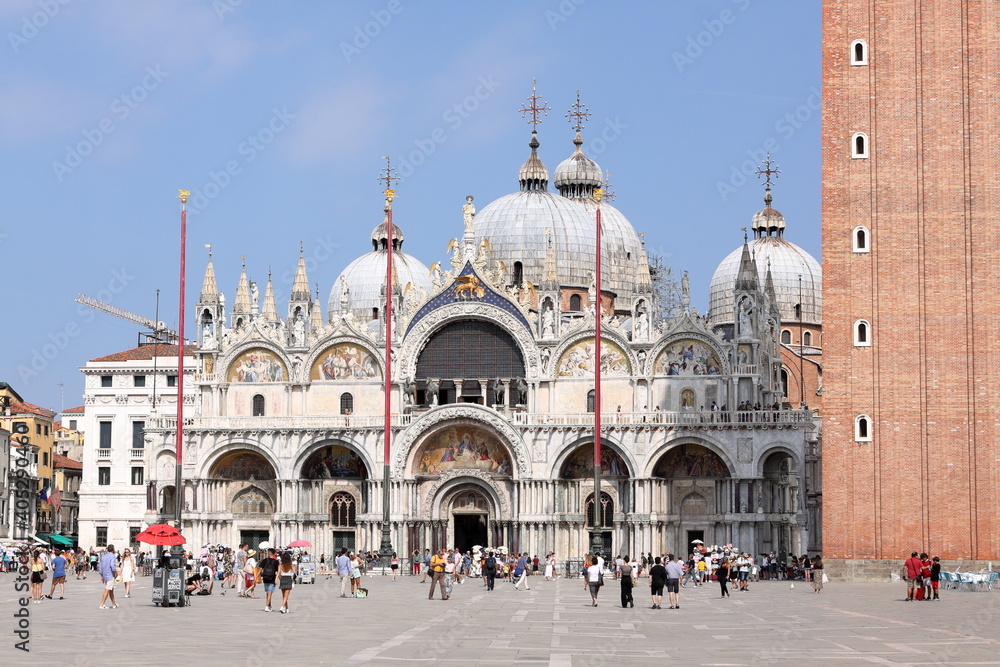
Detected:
left=565, top=90, right=591, bottom=133
left=755, top=151, right=781, bottom=189
left=519, top=78, right=551, bottom=128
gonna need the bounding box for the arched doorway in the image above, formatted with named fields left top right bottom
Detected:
left=653, top=443, right=731, bottom=556
left=209, top=449, right=277, bottom=549
left=449, top=487, right=490, bottom=553
left=762, top=450, right=799, bottom=556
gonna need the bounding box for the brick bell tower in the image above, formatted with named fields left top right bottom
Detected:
left=821, top=0, right=1000, bottom=574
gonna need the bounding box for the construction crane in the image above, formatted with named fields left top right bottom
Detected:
left=75, top=293, right=181, bottom=345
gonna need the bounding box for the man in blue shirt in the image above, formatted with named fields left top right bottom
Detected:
left=99, top=545, right=119, bottom=609
left=336, top=548, right=351, bottom=598
left=45, top=549, right=68, bottom=599
left=513, top=552, right=531, bottom=591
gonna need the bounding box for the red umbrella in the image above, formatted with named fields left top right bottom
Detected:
left=135, top=524, right=186, bottom=546
left=287, top=540, right=311, bottom=548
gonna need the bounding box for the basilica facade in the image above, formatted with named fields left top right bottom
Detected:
left=145, top=120, right=821, bottom=560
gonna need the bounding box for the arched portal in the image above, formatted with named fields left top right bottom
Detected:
left=210, top=450, right=277, bottom=480
left=411, top=424, right=515, bottom=477
left=448, top=486, right=490, bottom=553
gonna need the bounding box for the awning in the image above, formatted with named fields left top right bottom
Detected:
left=39, top=534, right=74, bottom=547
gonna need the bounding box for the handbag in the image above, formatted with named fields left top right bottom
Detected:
left=822, top=573, right=829, bottom=584
left=243, top=563, right=254, bottom=575
left=598, top=570, right=605, bottom=587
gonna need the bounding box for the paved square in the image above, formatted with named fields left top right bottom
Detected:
left=4, top=571, right=1000, bottom=665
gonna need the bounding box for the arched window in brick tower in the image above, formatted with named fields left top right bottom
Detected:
left=853, top=226, right=870, bottom=253
left=854, top=320, right=871, bottom=347
left=852, top=132, right=869, bottom=158
left=851, top=39, right=869, bottom=65
left=569, top=294, right=582, bottom=311
left=855, top=415, right=872, bottom=442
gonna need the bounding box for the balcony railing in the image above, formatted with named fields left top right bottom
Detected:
left=146, top=408, right=811, bottom=431
left=96, top=449, right=111, bottom=459
left=130, top=449, right=145, bottom=459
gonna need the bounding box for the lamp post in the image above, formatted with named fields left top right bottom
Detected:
left=173, top=189, right=188, bottom=566
left=379, top=159, right=398, bottom=569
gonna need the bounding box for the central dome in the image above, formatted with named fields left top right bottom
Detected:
left=474, top=129, right=649, bottom=305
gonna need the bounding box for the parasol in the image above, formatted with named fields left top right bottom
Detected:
left=135, top=524, right=186, bottom=546
left=287, top=540, right=311, bottom=548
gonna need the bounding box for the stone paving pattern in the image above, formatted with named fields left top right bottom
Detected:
left=3, top=570, right=1000, bottom=665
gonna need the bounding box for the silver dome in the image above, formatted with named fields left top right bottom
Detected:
left=474, top=188, right=648, bottom=306
left=553, top=137, right=603, bottom=197
left=328, top=219, right=431, bottom=321
left=709, top=236, right=821, bottom=326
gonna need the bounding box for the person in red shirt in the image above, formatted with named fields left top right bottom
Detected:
left=904, top=552, right=923, bottom=601
left=920, top=553, right=933, bottom=601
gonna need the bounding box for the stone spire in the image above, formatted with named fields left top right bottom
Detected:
left=310, top=283, right=324, bottom=332
left=290, top=242, right=311, bottom=302
left=199, top=245, right=219, bottom=304
left=541, top=230, right=558, bottom=290
left=232, top=259, right=252, bottom=315
left=261, top=269, right=279, bottom=322
left=735, top=231, right=759, bottom=292
left=765, top=258, right=781, bottom=318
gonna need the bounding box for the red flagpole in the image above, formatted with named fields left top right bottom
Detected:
left=591, top=190, right=604, bottom=553
left=175, top=190, right=188, bottom=532
left=379, top=159, right=397, bottom=566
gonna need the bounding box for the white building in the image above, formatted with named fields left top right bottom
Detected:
left=77, top=346, right=196, bottom=549
left=142, top=106, right=822, bottom=559
left=0, top=428, right=9, bottom=540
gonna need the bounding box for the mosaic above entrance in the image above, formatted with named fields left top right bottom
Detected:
left=654, top=339, right=723, bottom=376
left=561, top=444, right=629, bottom=479
left=412, top=425, right=513, bottom=476
left=227, top=348, right=287, bottom=383
left=557, top=338, right=630, bottom=377
left=654, top=444, right=730, bottom=478
left=210, top=450, right=277, bottom=480
left=302, top=444, right=367, bottom=479
left=311, top=343, right=381, bottom=381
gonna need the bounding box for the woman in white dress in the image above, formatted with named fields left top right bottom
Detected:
left=120, top=548, right=136, bottom=598
left=544, top=554, right=554, bottom=581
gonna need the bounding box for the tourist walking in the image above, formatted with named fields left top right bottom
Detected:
left=245, top=550, right=259, bottom=599
left=277, top=552, right=296, bottom=613
left=98, top=545, right=119, bottom=609
left=620, top=555, right=635, bottom=608
left=30, top=550, right=46, bottom=604
left=235, top=543, right=248, bottom=596
left=717, top=557, right=731, bottom=598
left=544, top=553, right=555, bottom=581
left=584, top=555, right=603, bottom=607
left=665, top=554, right=684, bottom=609
left=483, top=550, right=497, bottom=591
left=443, top=552, right=456, bottom=599
left=259, top=548, right=279, bottom=611
left=390, top=552, right=399, bottom=581
left=904, top=552, right=922, bottom=601
left=513, top=552, right=531, bottom=591
left=45, top=549, right=67, bottom=600
left=428, top=548, right=447, bottom=600
left=811, top=556, right=824, bottom=593
left=120, top=548, right=136, bottom=598
left=648, top=556, right=666, bottom=609
left=336, top=548, right=351, bottom=598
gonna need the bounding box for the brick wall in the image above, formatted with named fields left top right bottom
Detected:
left=822, top=0, right=1000, bottom=562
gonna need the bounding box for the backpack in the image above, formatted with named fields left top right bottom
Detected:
left=485, top=556, right=497, bottom=573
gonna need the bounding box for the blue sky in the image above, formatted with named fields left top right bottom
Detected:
left=0, top=0, right=820, bottom=412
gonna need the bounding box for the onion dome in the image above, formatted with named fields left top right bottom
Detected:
left=553, top=133, right=602, bottom=199
left=751, top=188, right=786, bottom=237
left=328, top=217, right=430, bottom=322
left=518, top=131, right=549, bottom=191
left=709, top=190, right=821, bottom=327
